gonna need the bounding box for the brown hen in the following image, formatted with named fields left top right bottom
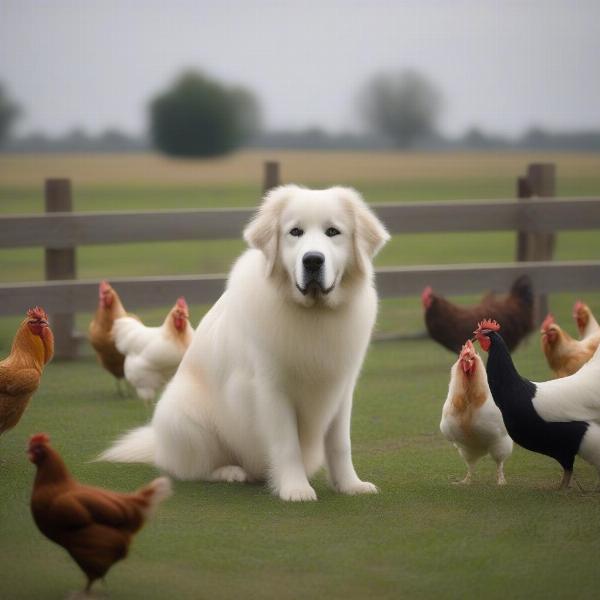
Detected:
left=88, top=281, right=135, bottom=392
left=422, top=275, right=534, bottom=354
left=29, top=433, right=171, bottom=593
left=0, top=307, right=54, bottom=436
left=540, top=313, right=600, bottom=377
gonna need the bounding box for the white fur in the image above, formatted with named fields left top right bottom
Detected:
left=440, top=354, right=513, bottom=484
left=101, top=186, right=389, bottom=501
left=113, top=312, right=193, bottom=402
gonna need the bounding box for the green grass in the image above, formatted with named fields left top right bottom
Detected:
left=2, top=294, right=600, bottom=599
left=1, top=152, right=600, bottom=599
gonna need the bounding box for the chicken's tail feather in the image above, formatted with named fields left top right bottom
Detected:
left=138, top=476, right=173, bottom=517
left=96, top=425, right=155, bottom=464
left=510, top=274, right=534, bottom=308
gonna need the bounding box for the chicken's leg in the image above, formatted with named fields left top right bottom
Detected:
left=84, top=577, right=93, bottom=594
left=558, top=469, right=573, bottom=490
left=456, top=471, right=472, bottom=485
left=455, top=449, right=476, bottom=485
left=495, top=461, right=507, bottom=486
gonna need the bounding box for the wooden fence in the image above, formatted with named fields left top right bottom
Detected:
left=1, top=162, right=600, bottom=358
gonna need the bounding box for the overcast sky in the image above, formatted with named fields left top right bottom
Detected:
left=1, top=0, right=599, bottom=137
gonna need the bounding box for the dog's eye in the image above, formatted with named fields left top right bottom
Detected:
left=289, top=227, right=304, bottom=237
left=325, top=227, right=341, bottom=237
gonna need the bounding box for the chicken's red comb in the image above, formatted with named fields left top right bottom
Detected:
left=541, top=313, right=555, bottom=331
left=573, top=300, right=585, bottom=314
left=99, top=280, right=111, bottom=292
left=27, top=306, right=48, bottom=321
left=474, top=319, right=501, bottom=334
left=176, top=297, right=188, bottom=311
left=29, top=433, right=50, bottom=446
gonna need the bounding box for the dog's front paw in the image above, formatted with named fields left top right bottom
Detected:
left=335, top=480, right=379, bottom=496
left=209, top=465, right=248, bottom=483
left=278, top=483, right=317, bottom=502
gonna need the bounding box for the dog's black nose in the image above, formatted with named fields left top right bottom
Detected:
left=303, top=252, right=325, bottom=273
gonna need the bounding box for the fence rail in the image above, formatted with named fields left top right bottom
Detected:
left=2, top=197, right=600, bottom=249
left=1, top=161, right=599, bottom=358
left=1, top=261, right=599, bottom=317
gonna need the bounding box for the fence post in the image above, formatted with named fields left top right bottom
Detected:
left=263, top=161, right=280, bottom=194
left=516, top=163, right=556, bottom=324
left=45, top=179, right=78, bottom=359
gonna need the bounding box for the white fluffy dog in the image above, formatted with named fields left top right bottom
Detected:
left=100, top=185, right=389, bottom=501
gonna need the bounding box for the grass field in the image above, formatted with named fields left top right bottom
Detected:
left=1, top=151, right=600, bottom=599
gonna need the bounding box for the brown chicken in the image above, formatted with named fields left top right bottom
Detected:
left=0, top=307, right=54, bottom=436
left=540, top=313, right=600, bottom=377
left=88, top=281, right=133, bottom=393
left=29, top=433, right=172, bottom=593
left=422, top=275, right=534, bottom=354
left=573, top=300, right=600, bottom=340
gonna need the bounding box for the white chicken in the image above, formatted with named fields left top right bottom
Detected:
left=113, top=297, right=193, bottom=402
left=440, top=340, right=513, bottom=485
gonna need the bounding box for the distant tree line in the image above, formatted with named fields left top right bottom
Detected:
left=2, top=70, right=600, bottom=154
left=3, top=128, right=150, bottom=153
left=252, top=127, right=600, bottom=152
left=4, top=125, right=600, bottom=154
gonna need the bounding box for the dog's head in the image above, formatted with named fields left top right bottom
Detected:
left=244, top=185, right=389, bottom=308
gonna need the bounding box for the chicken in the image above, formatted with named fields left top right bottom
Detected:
left=0, top=307, right=54, bottom=436
left=440, top=340, right=513, bottom=485
left=29, top=433, right=172, bottom=593
left=540, top=313, right=600, bottom=378
left=573, top=300, right=600, bottom=340
left=422, top=274, right=534, bottom=354
left=113, top=297, right=193, bottom=402
left=475, top=319, right=600, bottom=489
left=88, top=281, right=133, bottom=393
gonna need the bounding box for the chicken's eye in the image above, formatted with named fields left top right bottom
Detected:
left=289, top=227, right=304, bottom=237
left=325, top=227, right=341, bottom=237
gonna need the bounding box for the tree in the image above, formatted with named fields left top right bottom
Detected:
left=0, top=83, right=20, bottom=146
left=148, top=71, right=261, bottom=158
left=358, top=69, right=443, bottom=148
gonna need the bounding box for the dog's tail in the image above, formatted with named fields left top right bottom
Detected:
left=97, top=425, right=155, bottom=464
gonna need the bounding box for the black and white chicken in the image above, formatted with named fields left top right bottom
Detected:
left=474, top=319, right=600, bottom=489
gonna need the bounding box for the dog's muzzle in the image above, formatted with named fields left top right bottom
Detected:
left=296, top=252, right=334, bottom=296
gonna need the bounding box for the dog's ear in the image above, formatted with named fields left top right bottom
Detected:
left=337, top=187, right=390, bottom=274
left=244, top=185, right=297, bottom=276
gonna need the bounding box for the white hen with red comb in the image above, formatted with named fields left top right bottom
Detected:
left=440, top=340, right=513, bottom=485
left=113, top=298, right=194, bottom=402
